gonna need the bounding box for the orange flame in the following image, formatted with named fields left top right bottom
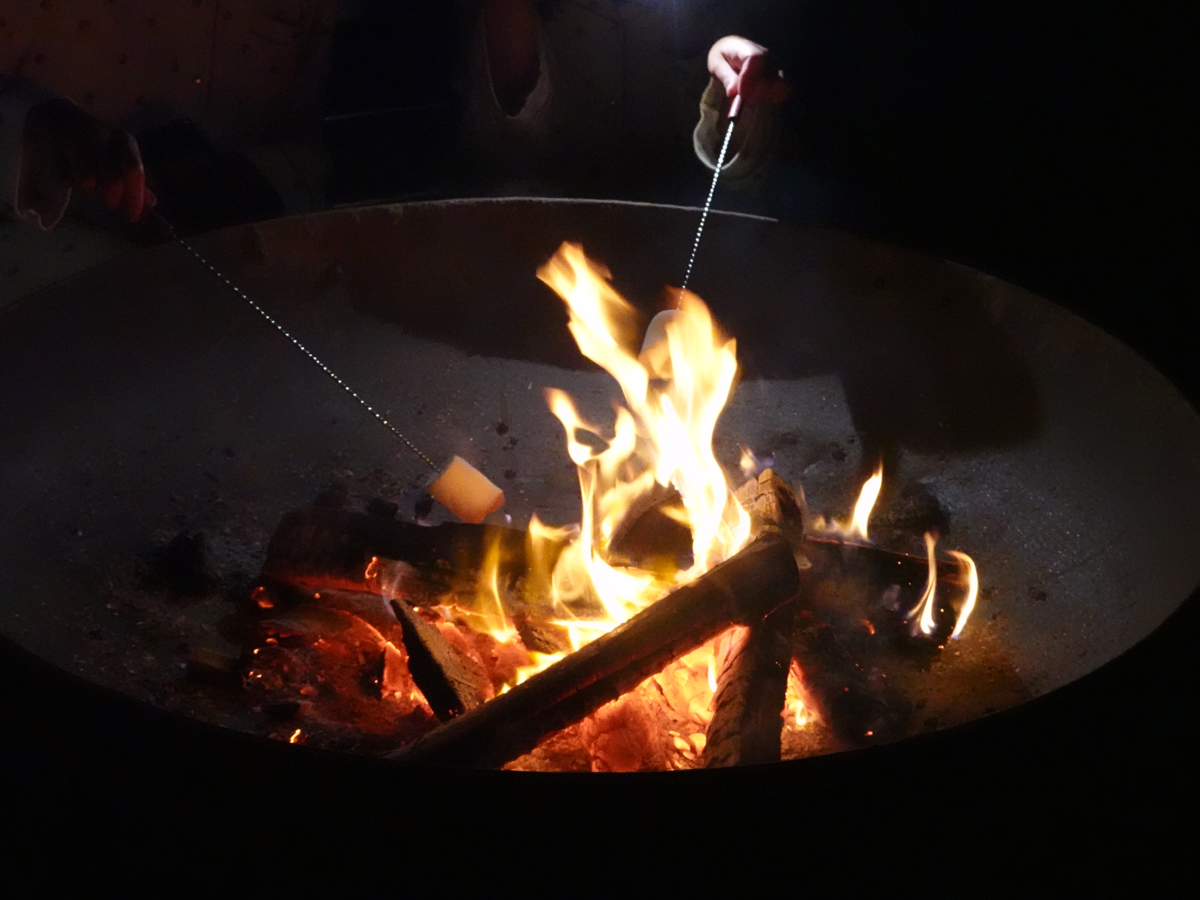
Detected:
left=783, top=661, right=816, bottom=732
left=812, top=464, right=883, bottom=540
left=530, top=243, right=751, bottom=649
left=849, top=465, right=884, bottom=540
left=948, top=550, right=979, bottom=639
left=909, top=532, right=940, bottom=636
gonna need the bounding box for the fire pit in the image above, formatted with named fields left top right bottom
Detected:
left=2, top=198, right=1198, bottom=773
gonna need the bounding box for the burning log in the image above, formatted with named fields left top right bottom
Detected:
left=606, top=483, right=693, bottom=569
left=791, top=617, right=912, bottom=747
left=801, top=535, right=960, bottom=590
left=388, top=597, right=491, bottom=721
left=703, top=600, right=800, bottom=768
left=261, top=505, right=528, bottom=597
left=389, top=533, right=801, bottom=768
left=735, top=469, right=805, bottom=543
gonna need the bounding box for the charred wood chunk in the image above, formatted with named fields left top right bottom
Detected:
left=606, top=483, right=693, bottom=570
left=870, top=482, right=950, bottom=542
left=703, top=600, right=799, bottom=768
left=312, top=588, right=405, bottom=643
left=262, top=506, right=527, bottom=594
left=735, top=469, right=805, bottom=543
left=800, top=536, right=960, bottom=592
left=389, top=533, right=801, bottom=769
left=389, top=598, right=490, bottom=721
left=513, top=615, right=573, bottom=656
left=792, top=619, right=912, bottom=747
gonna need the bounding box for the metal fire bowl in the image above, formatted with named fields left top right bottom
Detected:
left=2, top=198, right=1198, bottom=750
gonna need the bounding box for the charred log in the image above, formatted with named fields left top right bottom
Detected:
left=262, top=505, right=528, bottom=596
left=389, top=534, right=801, bottom=769
left=791, top=616, right=912, bottom=747
left=388, top=598, right=491, bottom=721
left=512, top=615, right=573, bottom=656
left=801, top=536, right=960, bottom=592
left=703, top=600, right=800, bottom=768
left=606, top=483, right=693, bottom=570
left=735, top=469, right=805, bottom=543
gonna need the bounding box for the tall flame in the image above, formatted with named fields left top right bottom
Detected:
left=948, top=550, right=978, bottom=639
left=909, top=531, right=940, bottom=636
left=535, top=243, right=751, bottom=630
left=812, top=463, right=884, bottom=540
left=849, top=465, right=884, bottom=540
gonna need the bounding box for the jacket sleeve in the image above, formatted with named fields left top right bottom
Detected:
left=0, top=78, right=73, bottom=230
left=692, top=76, right=778, bottom=186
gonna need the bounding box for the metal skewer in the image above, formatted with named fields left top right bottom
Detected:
left=149, top=208, right=439, bottom=471
left=681, top=93, right=742, bottom=292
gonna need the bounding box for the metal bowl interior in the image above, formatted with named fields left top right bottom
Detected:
left=2, top=198, right=1198, bottom=760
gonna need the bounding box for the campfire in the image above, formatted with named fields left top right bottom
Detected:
left=187, top=242, right=982, bottom=771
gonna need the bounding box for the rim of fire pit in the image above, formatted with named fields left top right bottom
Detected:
left=1, top=197, right=1198, bottom=769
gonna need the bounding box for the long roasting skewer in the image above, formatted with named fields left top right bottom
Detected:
left=681, top=92, right=742, bottom=291
left=149, top=209, right=507, bottom=523
left=640, top=93, right=742, bottom=356
left=150, top=209, right=437, bottom=471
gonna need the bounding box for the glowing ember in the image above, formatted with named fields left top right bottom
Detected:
left=783, top=660, right=816, bottom=732
left=251, top=585, right=275, bottom=609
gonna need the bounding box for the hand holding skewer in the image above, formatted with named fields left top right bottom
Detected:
left=21, top=98, right=156, bottom=224
left=707, top=35, right=791, bottom=113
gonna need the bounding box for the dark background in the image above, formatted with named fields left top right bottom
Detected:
left=3, top=1, right=1198, bottom=892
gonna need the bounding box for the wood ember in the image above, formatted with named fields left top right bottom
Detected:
left=262, top=505, right=527, bottom=598
left=390, top=533, right=800, bottom=769
left=244, top=605, right=437, bottom=754
left=309, top=588, right=405, bottom=644
left=380, top=641, right=412, bottom=697
left=578, top=691, right=669, bottom=772
left=735, top=469, right=805, bottom=543
left=388, top=597, right=491, bottom=721
left=512, top=615, right=573, bottom=656
left=312, top=572, right=534, bottom=696
left=784, top=545, right=921, bottom=747
left=703, top=599, right=799, bottom=768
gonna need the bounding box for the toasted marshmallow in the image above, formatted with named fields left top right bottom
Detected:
left=429, top=455, right=505, bottom=524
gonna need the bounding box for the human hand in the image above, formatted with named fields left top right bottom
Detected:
left=22, top=98, right=156, bottom=223
left=707, top=36, right=790, bottom=107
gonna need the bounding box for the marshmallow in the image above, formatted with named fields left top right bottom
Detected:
left=428, top=455, right=505, bottom=524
